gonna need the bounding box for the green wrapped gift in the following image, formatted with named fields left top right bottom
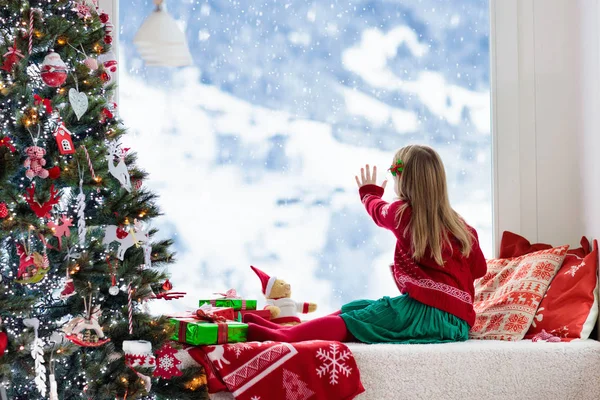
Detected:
left=198, top=298, right=257, bottom=311
left=169, top=318, right=248, bottom=346
left=199, top=290, right=257, bottom=311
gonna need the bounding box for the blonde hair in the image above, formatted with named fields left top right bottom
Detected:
left=393, top=145, right=475, bottom=265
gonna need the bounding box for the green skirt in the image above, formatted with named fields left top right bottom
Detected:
left=340, top=295, right=469, bottom=344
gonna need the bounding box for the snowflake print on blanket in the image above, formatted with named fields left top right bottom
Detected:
left=498, top=268, right=514, bottom=286
left=532, top=261, right=555, bottom=280
left=504, top=314, right=529, bottom=333
left=283, top=369, right=315, bottom=400
left=566, top=262, right=585, bottom=277
left=227, top=342, right=254, bottom=359
left=488, top=314, right=505, bottom=332
left=250, top=397, right=261, bottom=400
left=315, top=343, right=353, bottom=385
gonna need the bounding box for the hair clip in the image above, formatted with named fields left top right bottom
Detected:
left=389, top=160, right=404, bottom=177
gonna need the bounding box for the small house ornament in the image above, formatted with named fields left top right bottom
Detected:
left=54, top=122, right=75, bottom=155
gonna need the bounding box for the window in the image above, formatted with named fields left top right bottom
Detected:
left=61, top=139, right=72, bottom=152
left=119, top=0, right=491, bottom=315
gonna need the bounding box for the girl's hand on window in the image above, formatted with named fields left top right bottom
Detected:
left=355, top=164, right=387, bottom=189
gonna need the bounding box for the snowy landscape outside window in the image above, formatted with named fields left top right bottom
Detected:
left=119, top=0, right=491, bottom=316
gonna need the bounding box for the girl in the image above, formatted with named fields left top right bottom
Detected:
left=245, top=145, right=487, bottom=344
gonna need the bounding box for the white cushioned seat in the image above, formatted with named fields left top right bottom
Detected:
left=211, top=340, right=600, bottom=400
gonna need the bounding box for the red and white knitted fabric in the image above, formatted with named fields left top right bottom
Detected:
left=188, top=340, right=364, bottom=400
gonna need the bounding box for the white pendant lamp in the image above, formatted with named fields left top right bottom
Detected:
left=133, top=0, right=193, bottom=67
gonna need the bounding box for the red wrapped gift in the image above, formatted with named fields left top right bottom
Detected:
left=197, top=304, right=235, bottom=321
left=235, top=309, right=271, bottom=322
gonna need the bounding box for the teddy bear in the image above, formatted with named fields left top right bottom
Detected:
left=24, top=146, right=49, bottom=179
left=251, top=265, right=317, bottom=325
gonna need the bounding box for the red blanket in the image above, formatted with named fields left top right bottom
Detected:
left=189, top=340, right=365, bottom=400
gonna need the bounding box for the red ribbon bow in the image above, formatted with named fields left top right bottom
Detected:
left=214, top=289, right=241, bottom=299
left=195, top=308, right=227, bottom=323
left=0, top=137, right=16, bottom=153
left=33, top=94, right=52, bottom=114
left=3, top=44, right=24, bottom=60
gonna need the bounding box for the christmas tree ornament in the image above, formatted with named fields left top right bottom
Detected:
left=1, top=41, right=24, bottom=72
left=132, top=178, right=143, bottom=190
left=72, top=1, right=92, bottom=19
left=15, top=243, right=50, bottom=284
left=69, top=82, right=88, bottom=120
left=0, top=203, right=8, bottom=219
left=23, top=318, right=46, bottom=397
left=153, top=343, right=183, bottom=379
left=40, top=51, right=68, bottom=87
left=103, top=223, right=149, bottom=260
left=143, top=244, right=152, bottom=268
left=162, top=279, right=173, bottom=291
left=62, top=293, right=110, bottom=347
left=0, top=137, right=16, bottom=153
left=60, top=274, right=76, bottom=299
left=127, top=282, right=134, bottom=334
left=24, top=146, right=49, bottom=179
left=33, top=94, right=52, bottom=114
left=97, top=51, right=117, bottom=84
left=48, top=359, right=58, bottom=400
left=53, top=122, right=76, bottom=155
left=123, top=340, right=155, bottom=392
left=107, top=257, right=119, bottom=295
left=0, top=331, right=6, bottom=357
left=28, top=9, right=41, bottom=55
left=106, top=142, right=132, bottom=192
left=48, top=166, right=61, bottom=180
left=24, top=184, right=61, bottom=218
left=75, top=177, right=87, bottom=247
left=83, top=57, right=98, bottom=70
left=47, top=216, right=73, bottom=249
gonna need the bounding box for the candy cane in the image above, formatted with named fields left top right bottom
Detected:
left=28, top=9, right=39, bottom=55
left=80, top=145, right=96, bottom=181
left=127, top=283, right=133, bottom=334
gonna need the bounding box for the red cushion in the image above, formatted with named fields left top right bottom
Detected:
left=499, top=231, right=598, bottom=340
left=499, top=231, right=589, bottom=259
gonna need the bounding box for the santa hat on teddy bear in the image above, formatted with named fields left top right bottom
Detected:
left=251, top=266, right=277, bottom=297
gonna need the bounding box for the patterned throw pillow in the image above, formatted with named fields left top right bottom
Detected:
left=469, top=246, right=568, bottom=341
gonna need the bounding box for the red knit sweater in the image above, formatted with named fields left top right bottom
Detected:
left=359, top=185, right=487, bottom=326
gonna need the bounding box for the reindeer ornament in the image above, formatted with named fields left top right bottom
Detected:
left=105, top=141, right=132, bottom=192
left=103, top=219, right=149, bottom=260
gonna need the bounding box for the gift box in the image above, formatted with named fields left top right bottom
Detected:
left=235, top=309, right=271, bottom=322
left=200, top=306, right=235, bottom=321
left=198, top=298, right=257, bottom=311
left=169, top=318, right=247, bottom=346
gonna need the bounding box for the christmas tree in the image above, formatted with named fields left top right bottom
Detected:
left=0, top=1, right=206, bottom=398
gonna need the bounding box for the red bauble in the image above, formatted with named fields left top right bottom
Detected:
left=40, top=51, right=68, bottom=87
left=162, top=279, right=173, bottom=291
left=48, top=166, right=61, bottom=180
left=100, top=71, right=110, bottom=82
left=0, top=202, right=8, bottom=219
left=0, top=332, right=7, bottom=357
left=104, top=35, right=113, bottom=44
left=99, top=12, right=109, bottom=23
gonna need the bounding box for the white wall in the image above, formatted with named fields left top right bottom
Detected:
left=492, top=0, right=598, bottom=252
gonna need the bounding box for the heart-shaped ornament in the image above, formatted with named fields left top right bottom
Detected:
left=69, top=88, right=88, bottom=120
